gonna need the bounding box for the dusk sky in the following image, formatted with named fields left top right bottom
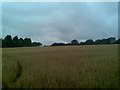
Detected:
left=2, top=2, right=118, bottom=45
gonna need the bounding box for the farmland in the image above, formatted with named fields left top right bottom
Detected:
left=2, top=45, right=118, bottom=88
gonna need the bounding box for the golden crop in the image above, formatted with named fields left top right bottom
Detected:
left=2, top=45, right=118, bottom=88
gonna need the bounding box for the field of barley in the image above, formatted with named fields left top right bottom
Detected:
left=2, top=45, right=118, bottom=88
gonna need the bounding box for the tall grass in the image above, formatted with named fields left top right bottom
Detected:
left=2, top=45, right=118, bottom=88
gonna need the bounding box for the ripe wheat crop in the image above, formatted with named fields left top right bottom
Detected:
left=2, top=45, right=118, bottom=88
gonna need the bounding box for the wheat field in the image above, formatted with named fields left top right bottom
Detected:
left=2, top=45, right=118, bottom=88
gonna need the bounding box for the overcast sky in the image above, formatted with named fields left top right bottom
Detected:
left=2, top=2, right=118, bottom=45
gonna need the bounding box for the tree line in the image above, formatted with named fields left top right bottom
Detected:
left=1, top=35, right=42, bottom=48
left=51, top=37, right=120, bottom=46
left=1, top=35, right=120, bottom=48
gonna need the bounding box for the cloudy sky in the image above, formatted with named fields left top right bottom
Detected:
left=2, top=2, right=118, bottom=45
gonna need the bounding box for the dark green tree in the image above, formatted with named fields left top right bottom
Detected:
left=24, top=38, right=32, bottom=47
left=116, top=39, right=120, bottom=44
left=100, top=39, right=109, bottom=44
left=13, top=36, right=19, bottom=47
left=19, top=38, right=24, bottom=47
left=4, top=35, right=14, bottom=47
left=51, top=43, right=65, bottom=46
left=84, top=39, right=94, bottom=45
left=107, top=37, right=116, bottom=44
left=2, top=35, right=42, bottom=47
left=94, top=39, right=102, bottom=45
left=31, top=42, right=42, bottom=46
left=71, top=39, right=79, bottom=45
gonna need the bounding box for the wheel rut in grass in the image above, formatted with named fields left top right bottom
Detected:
left=12, top=61, right=22, bottom=83
left=2, top=61, right=22, bottom=88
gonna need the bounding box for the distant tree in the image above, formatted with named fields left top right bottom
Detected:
left=2, top=35, right=42, bottom=47
left=99, top=39, right=106, bottom=44
left=44, top=45, right=47, bottom=47
left=4, top=35, right=14, bottom=47
left=116, top=39, right=120, bottom=44
left=51, top=43, right=57, bottom=46
left=84, top=39, right=94, bottom=45
left=19, top=38, right=24, bottom=47
left=31, top=42, right=42, bottom=46
left=79, top=42, right=85, bottom=45
left=2, top=34, right=119, bottom=48
left=66, top=43, right=72, bottom=45
left=94, top=39, right=102, bottom=45
left=71, top=39, right=79, bottom=45
left=51, top=43, right=65, bottom=46
left=24, top=38, right=32, bottom=47
left=107, top=37, right=116, bottom=44
left=13, top=36, right=19, bottom=47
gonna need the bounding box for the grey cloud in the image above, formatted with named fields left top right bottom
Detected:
left=2, top=2, right=118, bottom=45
